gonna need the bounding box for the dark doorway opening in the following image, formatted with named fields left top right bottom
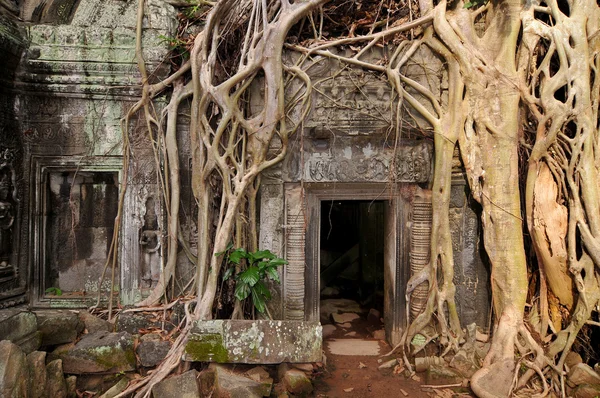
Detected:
left=319, top=200, right=385, bottom=337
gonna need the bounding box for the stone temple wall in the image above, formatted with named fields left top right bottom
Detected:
left=0, top=0, right=179, bottom=308
left=0, top=0, right=490, bottom=332
left=254, top=48, right=490, bottom=332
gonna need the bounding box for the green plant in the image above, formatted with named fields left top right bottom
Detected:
left=45, top=287, right=62, bottom=296
left=222, top=248, right=287, bottom=315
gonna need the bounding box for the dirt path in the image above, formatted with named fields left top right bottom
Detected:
left=313, top=301, right=474, bottom=398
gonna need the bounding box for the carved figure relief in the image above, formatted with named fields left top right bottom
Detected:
left=0, top=147, right=17, bottom=279
left=140, top=195, right=161, bottom=287
left=305, top=142, right=432, bottom=183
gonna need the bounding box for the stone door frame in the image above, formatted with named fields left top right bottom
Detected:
left=283, top=182, right=411, bottom=346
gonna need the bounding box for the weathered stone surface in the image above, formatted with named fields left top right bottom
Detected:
left=137, top=333, right=171, bottom=367
left=210, top=364, right=270, bottom=398
left=566, top=351, right=584, bottom=369
left=0, top=310, right=41, bottom=353
left=46, top=359, right=68, bottom=398
left=27, top=351, right=47, bottom=398
left=425, top=364, right=463, bottom=385
left=569, top=363, right=600, bottom=387
left=184, top=320, right=322, bottom=364
left=282, top=368, right=313, bottom=396
left=65, top=376, right=77, bottom=398
left=320, top=299, right=363, bottom=324
left=322, top=324, right=336, bottom=338
left=0, top=340, right=28, bottom=397
left=245, top=366, right=274, bottom=395
left=35, top=310, right=84, bottom=346
left=59, top=331, right=136, bottom=374
left=573, top=384, right=600, bottom=398
left=98, top=377, right=128, bottom=398
left=331, top=312, right=360, bottom=324
left=378, top=358, right=397, bottom=370
left=450, top=350, right=479, bottom=378
left=246, top=366, right=271, bottom=382
left=153, top=370, right=201, bottom=398
left=115, top=312, right=150, bottom=334
left=327, top=339, right=380, bottom=356
left=78, top=311, right=111, bottom=334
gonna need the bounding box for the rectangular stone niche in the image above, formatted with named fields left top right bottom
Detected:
left=31, top=156, right=122, bottom=307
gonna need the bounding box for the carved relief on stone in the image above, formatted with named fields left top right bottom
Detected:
left=409, top=192, right=432, bottom=321
left=22, top=125, right=90, bottom=148
left=139, top=194, right=161, bottom=288
left=308, top=75, right=394, bottom=136
left=283, top=185, right=306, bottom=321
left=304, top=142, right=432, bottom=183
left=0, top=147, right=17, bottom=281
left=394, top=143, right=432, bottom=182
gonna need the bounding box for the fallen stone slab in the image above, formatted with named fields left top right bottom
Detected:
left=184, top=320, right=322, bottom=364
left=320, top=299, right=363, bottom=323
left=78, top=311, right=112, bottom=334
left=35, top=310, right=84, bottom=346
left=282, top=368, right=313, bottom=396
left=65, top=376, right=77, bottom=398
left=27, top=351, right=47, bottom=398
left=0, top=310, right=41, bottom=353
left=136, top=334, right=171, bottom=367
left=0, top=340, right=29, bottom=398
left=572, top=383, right=600, bottom=398
left=209, top=364, right=271, bottom=397
left=331, top=312, right=360, bottom=324
left=569, top=363, right=600, bottom=387
left=46, top=359, right=68, bottom=398
left=326, top=339, right=380, bottom=356
left=99, top=377, right=129, bottom=398
left=425, top=363, right=463, bottom=385
left=153, top=370, right=201, bottom=398
left=58, top=331, right=136, bottom=374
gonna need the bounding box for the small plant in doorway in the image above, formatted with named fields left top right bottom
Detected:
left=221, top=247, right=287, bottom=317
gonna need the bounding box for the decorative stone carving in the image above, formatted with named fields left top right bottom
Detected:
left=0, top=147, right=18, bottom=291
left=283, top=185, right=306, bottom=321
left=307, top=71, right=393, bottom=136
left=139, top=195, right=161, bottom=288
left=409, top=193, right=432, bottom=322
left=303, top=141, right=432, bottom=183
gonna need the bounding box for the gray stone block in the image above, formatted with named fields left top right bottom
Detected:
left=184, top=320, right=322, bottom=364
left=153, top=370, right=201, bottom=398
left=59, top=331, right=136, bottom=374
left=27, top=351, right=47, bottom=398
left=46, top=359, right=67, bottom=398
left=0, top=340, right=28, bottom=398
left=0, top=310, right=41, bottom=353
left=35, top=310, right=84, bottom=346
left=136, top=336, right=171, bottom=367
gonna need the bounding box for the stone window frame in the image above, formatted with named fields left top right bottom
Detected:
left=30, top=155, right=123, bottom=308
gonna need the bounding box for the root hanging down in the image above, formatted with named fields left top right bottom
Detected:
left=108, top=0, right=600, bottom=395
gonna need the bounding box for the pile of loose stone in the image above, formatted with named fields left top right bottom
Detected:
left=0, top=308, right=317, bottom=397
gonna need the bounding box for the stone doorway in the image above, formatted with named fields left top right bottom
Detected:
left=283, top=183, right=411, bottom=347
left=319, top=200, right=386, bottom=341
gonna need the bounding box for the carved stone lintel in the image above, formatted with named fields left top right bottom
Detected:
left=304, top=141, right=432, bottom=183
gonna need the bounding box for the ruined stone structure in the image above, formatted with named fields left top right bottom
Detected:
left=0, top=0, right=490, bottom=348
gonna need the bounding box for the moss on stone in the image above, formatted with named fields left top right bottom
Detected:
left=185, top=334, right=229, bottom=363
